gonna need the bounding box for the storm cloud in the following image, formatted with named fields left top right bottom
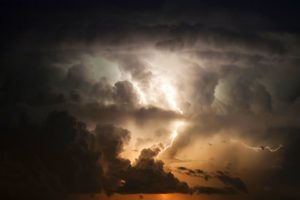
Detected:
left=119, top=148, right=191, bottom=194
left=1, top=0, right=300, bottom=199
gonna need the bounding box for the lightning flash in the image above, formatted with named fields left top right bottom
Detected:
left=231, top=139, right=283, bottom=153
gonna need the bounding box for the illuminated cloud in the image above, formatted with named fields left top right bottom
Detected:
left=1, top=1, right=300, bottom=199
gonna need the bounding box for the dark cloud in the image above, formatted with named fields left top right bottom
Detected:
left=176, top=167, right=212, bottom=181
left=119, top=148, right=191, bottom=194
left=215, top=171, right=247, bottom=193
left=94, top=124, right=131, bottom=195
left=177, top=167, right=247, bottom=194
left=0, top=110, right=191, bottom=198
left=68, top=103, right=181, bottom=126
left=260, top=127, right=300, bottom=198
left=78, top=122, right=192, bottom=195
left=0, top=111, right=102, bottom=199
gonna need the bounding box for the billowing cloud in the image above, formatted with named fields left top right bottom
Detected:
left=1, top=1, right=300, bottom=199
left=0, top=111, right=191, bottom=198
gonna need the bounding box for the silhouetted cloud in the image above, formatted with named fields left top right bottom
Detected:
left=119, top=148, right=191, bottom=194
left=177, top=167, right=247, bottom=194
left=0, top=111, right=102, bottom=199
left=215, top=171, right=247, bottom=193
left=176, top=167, right=212, bottom=181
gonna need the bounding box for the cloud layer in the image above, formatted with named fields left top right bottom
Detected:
left=1, top=1, right=300, bottom=199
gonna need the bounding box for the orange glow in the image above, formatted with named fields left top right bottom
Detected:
left=70, top=193, right=234, bottom=200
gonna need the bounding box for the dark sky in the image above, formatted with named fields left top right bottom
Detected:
left=1, top=1, right=300, bottom=200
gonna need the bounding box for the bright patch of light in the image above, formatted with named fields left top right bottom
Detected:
left=161, top=121, right=185, bottom=153
left=139, top=58, right=183, bottom=113
left=171, top=121, right=185, bottom=140
left=131, top=81, right=147, bottom=105
left=160, top=83, right=182, bottom=114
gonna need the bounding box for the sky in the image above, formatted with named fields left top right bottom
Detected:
left=1, top=1, right=300, bottom=200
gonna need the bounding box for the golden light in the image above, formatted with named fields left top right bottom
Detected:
left=160, top=120, right=186, bottom=154
left=160, top=82, right=182, bottom=114
left=171, top=121, right=185, bottom=140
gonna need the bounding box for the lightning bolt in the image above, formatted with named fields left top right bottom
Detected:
left=231, top=139, right=283, bottom=153
left=159, top=120, right=185, bottom=155
left=135, top=59, right=186, bottom=153
left=131, top=80, right=147, bottom=105
left=160, top=84, right=183, bottom=114
left=160, top=83, right=185, bottom=152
